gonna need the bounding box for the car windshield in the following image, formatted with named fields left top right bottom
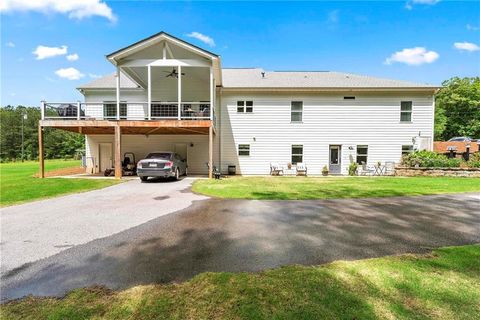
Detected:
left=145, top=153, right=171, bottom=160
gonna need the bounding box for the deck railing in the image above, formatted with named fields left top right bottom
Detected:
left=41, top=101, right=213, bottom=121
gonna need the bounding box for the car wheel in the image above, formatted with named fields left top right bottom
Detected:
left=175, top=168, right=180, bottom=181
left=140, top=176, right=148, bottom=182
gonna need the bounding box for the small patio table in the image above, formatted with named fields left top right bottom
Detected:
left=374, top=164, right=386, bottom=176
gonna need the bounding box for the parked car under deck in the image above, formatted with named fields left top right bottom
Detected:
left=137, top=152, right=187, bottom=181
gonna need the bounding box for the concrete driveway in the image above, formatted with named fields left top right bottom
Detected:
left=1, top=191, right=479, bottom=301
left=0, top=177, right=207, bottom=275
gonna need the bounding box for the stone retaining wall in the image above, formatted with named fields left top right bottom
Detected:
left=395, top=167, right=480, bottom=177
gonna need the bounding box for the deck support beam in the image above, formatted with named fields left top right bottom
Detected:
left=114, top=125, right=122, bottom=179
left=208, top=125, right=213, bottom=179
left=38, top=125, right=44, bottom=178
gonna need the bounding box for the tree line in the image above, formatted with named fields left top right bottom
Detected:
left=0, top=77, right=478, bottom=162
left=0, top=106, right=84, bottom=162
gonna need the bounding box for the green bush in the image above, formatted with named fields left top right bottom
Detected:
left=401, top=150, right=461, bottom=168
left=348, top=162, right=358, bottom=176
left=468, top=153, right=480, bottom=168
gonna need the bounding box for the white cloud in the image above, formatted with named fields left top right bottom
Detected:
left=327, top=10, right=339, bottom=23
left=88, top=73, right=101, bottom=79
left=467, top=24, right=480, bottom=31
left=66, top=53, right=79, bottom=61
left=385, top=47, right=439, bottom=65
left=0, top=0, right=116, bottom=22
left=454, top=42, right=480, bottom=52
left=6, top=41, right=15, bottom=47
left=55, top=67, right=84, bottom=80
left=33, top=45, right=67, bottom=60
left=186, top=32, right=215, bottom=47
left=405, top=0, right=440, bottom=10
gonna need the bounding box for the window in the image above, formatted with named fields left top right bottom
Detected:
left=400, top=101, right=412, bottom=122
left=344, top=96, right=355, bottom=100
left=356, top=145, right=368, bottom=164
left=402, top=145, right=414, bottom=155
left=291, top=101, right=303, bottom=122
left=238, top=144, right=250, bottom=156
left=291, top=145, right=303, bottom=164
left=103, top=102, right=127, bottom=119
left=237, top=101, right=253, bottom=113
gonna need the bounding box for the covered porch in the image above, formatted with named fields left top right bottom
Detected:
left=38, top=120, right=215, bottom=179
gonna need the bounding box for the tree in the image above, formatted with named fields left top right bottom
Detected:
left=0, top=106, right=84, bottom=161
left=435, top=77, right=480, bottom=140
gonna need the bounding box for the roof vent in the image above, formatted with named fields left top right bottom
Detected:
left=261, top=72, right=265, bottom=78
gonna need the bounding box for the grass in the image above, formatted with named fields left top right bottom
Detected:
left=193, top=176, right=480, bottom=200
left=1, top=244, right=479, bottom=319
left=0, top=160, right=121, bottom=207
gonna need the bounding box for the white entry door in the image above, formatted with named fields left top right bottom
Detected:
left=99, top=143, right=112, bottom=172
left=174, top=143, right=188, bottom=162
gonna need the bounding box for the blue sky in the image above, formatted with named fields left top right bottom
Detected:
left=1, top=0, right=479, bottom=106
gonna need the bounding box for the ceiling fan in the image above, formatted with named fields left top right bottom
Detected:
left=163, top=68, right=185, bottom=78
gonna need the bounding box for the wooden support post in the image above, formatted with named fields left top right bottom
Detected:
left=114, top=125, right=122, bottom=179
left=209, top=67, right=213, bottom=120
left=208, top=125, right=213, bottom=179
left=38, top=125, right=44, bottom=178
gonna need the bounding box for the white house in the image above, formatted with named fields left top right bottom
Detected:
left=38, top=31, right=437, bottom=178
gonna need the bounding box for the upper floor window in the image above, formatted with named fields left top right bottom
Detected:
left=237, top=101, right=253, bottom=113
left=402, top=145, right=414, bottom=156
left=291, top=101, right=303, bottom=122
left=238, top=144, right=250, bottom=156
left=400, top=101, right=412, bottom=122
left=344, top=96, right=355, bottom=100
left=356, top=145, right=368, bottom=164
left=103, top=102, right=127, bottom=119
left=291, top=145, right=303, bottom=164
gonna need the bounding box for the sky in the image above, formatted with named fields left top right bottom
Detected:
left=1, top=0, right=479, bottom=106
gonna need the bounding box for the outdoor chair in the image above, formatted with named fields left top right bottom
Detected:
left=359, top=162, right=375, bottom=176
left=384, top=161, right=396, bottom=176
left=270, top=163, right=284, bottom=176
left=296, top=163, right=307, bottom=176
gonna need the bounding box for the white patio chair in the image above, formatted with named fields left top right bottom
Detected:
left=384, top=161, right=396, bottom=176
left=296, top=163, right=307, bottom=176
left=270, top=163, right=284, bottom=176
left=359, top=162, right=375, bottom=176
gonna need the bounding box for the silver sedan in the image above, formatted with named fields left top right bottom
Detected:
left=137, top=152, right=187, bottom=181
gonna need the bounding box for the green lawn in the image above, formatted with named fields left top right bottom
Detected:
left=2, top=245, right=479, bottom=320
left=193, top=176, right=480, bottom=200
left=0, top=160, right=120, bottom=207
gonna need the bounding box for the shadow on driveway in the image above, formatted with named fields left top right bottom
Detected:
left=1, top=193, right=479, bottom=301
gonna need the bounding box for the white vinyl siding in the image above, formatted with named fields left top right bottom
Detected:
left=220, top=92, right=434, bottom=175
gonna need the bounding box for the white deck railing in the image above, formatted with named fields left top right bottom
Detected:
left=41, top=101, right=213, bottom=121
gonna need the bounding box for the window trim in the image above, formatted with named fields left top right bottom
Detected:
left=356, top=145, right=368, bottom=164
left=237, top=100, right=253, bottom=113
left=400, top=101, right=412, bottom=123
left=238, top=144, right=250, bottom=156
left=291, top=101, right=303, bottom=123
left=291, top=144, right=303, bottom=164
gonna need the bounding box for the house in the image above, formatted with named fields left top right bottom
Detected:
left=38, top=31, right=438, bottom=178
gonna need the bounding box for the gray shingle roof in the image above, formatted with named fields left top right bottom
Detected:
left=77, top=72, right=139, bottom=89
left=221, top=68, right=437, bottom=89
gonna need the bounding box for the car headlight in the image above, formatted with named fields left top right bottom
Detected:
left=137, top=162, right=143, bottom=168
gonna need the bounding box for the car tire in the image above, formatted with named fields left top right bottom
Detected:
left=140, top=176, right=148, bottom=182
left=184, top=167, right=188, bottom=176
left=175, top=168, right=180, bottom=181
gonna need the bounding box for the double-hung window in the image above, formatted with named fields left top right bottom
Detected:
left=238, top=144, right=250, bottom=156
left=237, top=101, right=253, bottom=113
left=103, top=102, right=127, bottom=119
left=400, top=101, right=412, bottom=122
left=356, top=145, right=368, bottom=164
left=291, top=101, right=303, bottom=122
left=291, top=145, right=303, bottom=164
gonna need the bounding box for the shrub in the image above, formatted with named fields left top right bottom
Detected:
left=348, top=162, right=358, bottom=176
left=401, top=150, right=461, bottom=168
left=468, top=153, right=480, bottom=168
